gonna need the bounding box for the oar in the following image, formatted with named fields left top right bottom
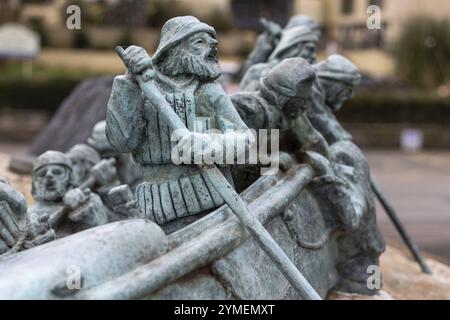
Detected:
left=371, top=178, right=432, bottom=274
left=114, top=46, right=321, bottom=300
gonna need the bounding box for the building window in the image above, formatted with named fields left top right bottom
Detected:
left=339, top=23, right=387, bottom=49
left=368, top=0, right=383, bottom=8
left=341, top=0, right=354, bottom=15
left=231, top=0, right=293, bottom=30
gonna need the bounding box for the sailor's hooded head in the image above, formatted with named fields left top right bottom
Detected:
left=32, top=151, right=74, bottom=202
left=260, top=57, right=315, bottom=118
left=285, top=15, right=321, bottom=39
left=232, top=58, right=315, bottom=129
left=314, top=54, right=361, bottom=112
left=152, top=16, right=221, bottom=81
left=269, top=26, right=319, bottom=64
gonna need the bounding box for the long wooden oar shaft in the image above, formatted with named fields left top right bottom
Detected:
left=114, top=46, right=321, bottom=300
left=371, top=178, right=431, bottom=274
left=203, top=165, right=320, bottom=299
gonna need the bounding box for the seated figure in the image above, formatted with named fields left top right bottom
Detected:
left=233, top=57, right=329, bottom=160
left=0, top=177, right=55, bottom=256
left=66, top=144, right=101, bottom=187
left=308, top=54, right=361, bottom=145
left=28, top=151, right=111, bottom=238
left=241, top=15, right=321, bottom=76
left=233, top=57, right=329, bottom=191
left=235, top=56, right=385, bottom=295
left=328, top=141, right=385, bottom=294
left=306, top=54, right=385, bottom=293
left=87, top=121, right=143, bottom=189
left=105, top=16, right=255, bottom=233
left=66, top=143, right=121, bottom=207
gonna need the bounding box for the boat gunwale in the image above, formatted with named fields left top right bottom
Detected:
left=74, top=164, right=315, bottom=300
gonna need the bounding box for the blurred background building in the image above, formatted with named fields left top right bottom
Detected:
left=1, top=0, right=448, bottom=76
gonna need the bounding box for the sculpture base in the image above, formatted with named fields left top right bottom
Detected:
left=1, top=152, right=449, bottom=300
left=329, top=246, right=450, bottom=300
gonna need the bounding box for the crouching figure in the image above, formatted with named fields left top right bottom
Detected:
left=235, top=55, right=385, bottom=295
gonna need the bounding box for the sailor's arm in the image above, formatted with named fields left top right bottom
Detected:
left=289, top=112, right=330, bottom=158
left=307, top=108, right=352, bottom=145
left=64, top=189, right=109, bottom=230
left=241, top=19, right=281, bottom=75
left=106, top=74, right=145, bottom=153
left=240, top=63, right=268, bottom=92
left=231, top=92, right=271, bottom=130
left=241, top=34, right=276, bottom=74
left=326, top=115, right=353, bottom=144
left=174, top=84, right=255, bottom=165
left=212, top=86, right=256, bottom=162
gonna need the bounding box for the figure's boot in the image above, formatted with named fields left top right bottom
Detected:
left=335, top=255, right=382, bottom=296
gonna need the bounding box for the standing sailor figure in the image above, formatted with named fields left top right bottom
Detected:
left=240, top=26, right=319, bottom=92
left=106, top=16, right=254, bottom=233
left=241, top=15, right=321, bottom=76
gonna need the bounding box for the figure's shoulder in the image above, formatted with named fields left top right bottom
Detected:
left=197, top=80, right=224, bottom=92
left=111, top=74, right=141, bottom=93
left=231, top=91, right=268, bottom=116
left=196, top=81, right=228, bottom=101
left=113, top=74, right=133, bottom=84
left=240, top=62, right=273, bottom=91
left=247, top=62, right=271, bottom=75
left=231, top=91, right=263, bottom=107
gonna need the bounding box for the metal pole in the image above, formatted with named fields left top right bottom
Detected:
left=371, top=178, right=432, bottom=274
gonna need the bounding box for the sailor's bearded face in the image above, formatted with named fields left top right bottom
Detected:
left=156, top=32, right=221, bottom=81
left=322, top=79, right=354, bottom=112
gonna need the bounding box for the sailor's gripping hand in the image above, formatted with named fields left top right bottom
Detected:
left=122, top=45, right=153, bottom=76
left=64, top=189, right=102, bottom=226
left=170, top=130, right=227, bottom=165
left=260, top=18, right=282, bottom=45
left=63, top=188, right=90, bottom=210
left=91, top=158, right=120, bottom=188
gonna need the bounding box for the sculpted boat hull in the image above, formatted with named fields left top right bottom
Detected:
left=0, top=164, right=341, bottom=299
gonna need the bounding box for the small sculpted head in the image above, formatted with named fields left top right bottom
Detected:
left=285, top=15, right=321, bottom=40
left=260, top=57, right=315, bottom=119
left=269, top=26, right=318, bottom=65
left=315, top=54, right=361, bottom=112
left=66, top=144, right=101, bottom=187
left=153, top=16, right=221, bottom=81
left=32, top=151, right=73, bottom=202
left=321, top=80, right=354, bottom=112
